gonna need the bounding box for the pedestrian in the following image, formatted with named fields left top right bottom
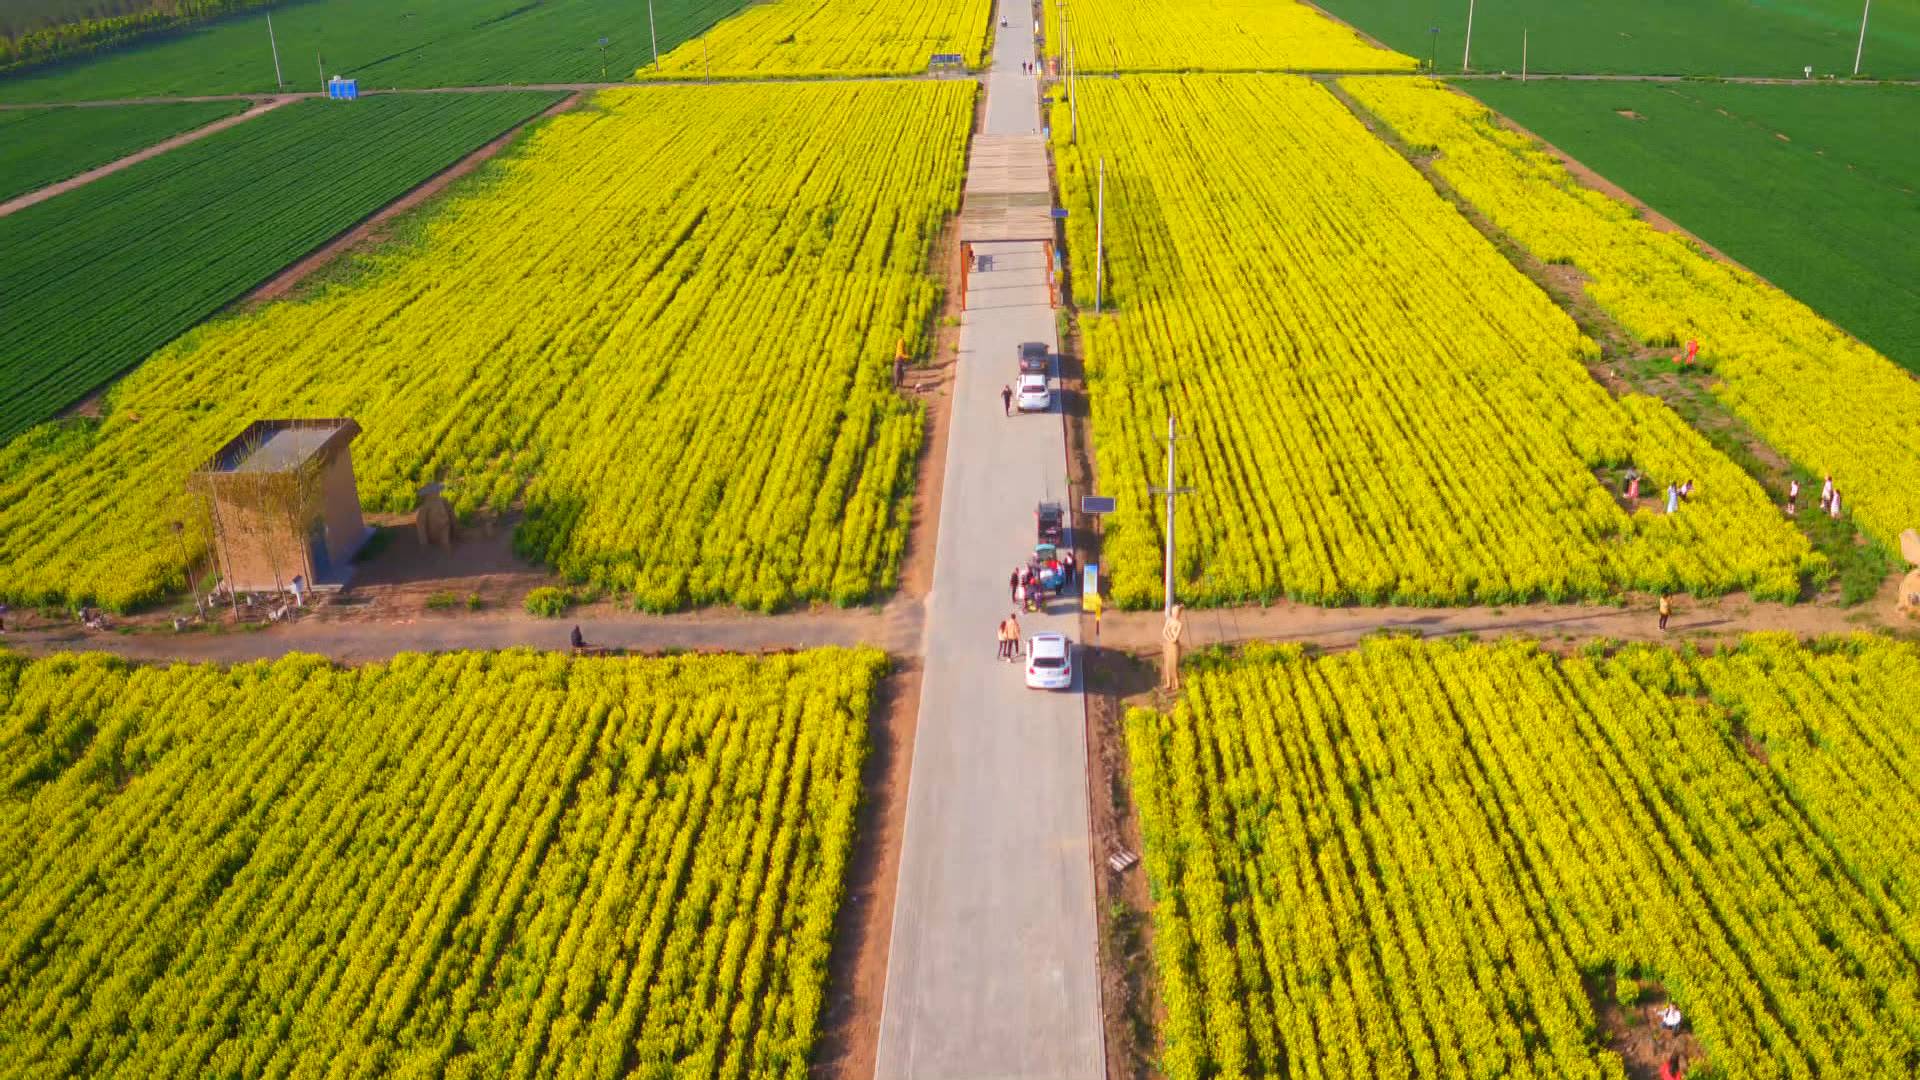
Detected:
left=1658, top=594, right=1672, bottom=633
left=1007, top=613, right=1022, bottom=658
left=1786, top=478, right=1799, bottom=516
left=1665, top=484, right=1678, bottom=515
left=1830, top=488, right=1843, bottom=520
left=1015, top=580, right=1027, bottom=611
left=1001, top=384, right=1013, bottom=416
left=1679, top=479, right=1694, bottom=500
left=1009, top=567, right=1020, bottom=602
left=1627, top=473, right=1640, bottom=501
left=1820, top=473, right=1834, bottom=511
left=1062, top=549, right=1076, bottom=587
left=996, top=617, right=1011, bottom=660
left=569, top=624, right=585, bottom=651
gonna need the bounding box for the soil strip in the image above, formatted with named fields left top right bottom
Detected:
left=238, top=90, right=584, bottom=308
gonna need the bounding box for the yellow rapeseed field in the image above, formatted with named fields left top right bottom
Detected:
left=1344, top=77, right=1920, bottom=552
left=642, top=0, right=990, bottom=78
left=1133, top=634, right=1920, bottom=1078
left=0, top=82, right=974, bottom=612
left=1052, top=76, right=1814, bottom=608
left=1043, top=0, right=1415, bottom=73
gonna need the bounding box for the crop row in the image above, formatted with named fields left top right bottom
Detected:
left=1050, top=75, right=1814, bottom=609
left=1343, top=77, right=1920, bottom=555
left=0, top=92, right=564, bottom=442
left=0, top=82, right=974, bottom=611
left=0, top=645, right=886, bottom=1078
left=1129, top=634, right=1920, bottom=1078
left=1042, top=0, right=1414, bottom=74
left=643, top=0, right=990, bottom=78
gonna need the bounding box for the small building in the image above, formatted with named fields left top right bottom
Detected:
left=192, top=419, right=371, bottom=594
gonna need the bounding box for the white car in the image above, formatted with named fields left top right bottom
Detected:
left=1016, top=373, right=1051, bottom=412
left=1025, top=632, right=1073, bottom=690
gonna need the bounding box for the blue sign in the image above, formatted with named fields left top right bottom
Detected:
left=1051, top=207, right=1069, bottom=219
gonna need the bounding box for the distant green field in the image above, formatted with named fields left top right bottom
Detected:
left=1468, top=80, right=1920, bottom=374
left=0, top=100, right=245, bottom=200
left=0, top=0, right=749, bottom=102
left=0, top=91, right=562, bottom=439
left=1314, top=0, right=1920, bottom=77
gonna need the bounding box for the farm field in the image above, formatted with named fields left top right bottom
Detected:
left=1041, top=0, right=1412, bottom=73
left=1467, top=80, right=1920, bottom=375
left=1345, top=77, right=1920, bottom=557
left=1313, top=0, right=1920, bottom=78
left=0, top=645, right=883, bottom=1077
left=1129, top=634, right=1920, bottom=1079
left=0, top=91, right=563, bottom=443
left=1050, top=75, right=1814, bottom=610
left=0, top=99, right=243, bottom=200
left=0, top=0, right=751, bottom=102
left=0, top=81, right=973, bottom=613
left=642, top=0, right=991, bottom=78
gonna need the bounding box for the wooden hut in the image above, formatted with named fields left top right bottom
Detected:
left=192, top=419, right=370, bottom=594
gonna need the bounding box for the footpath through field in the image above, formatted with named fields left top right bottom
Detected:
left=873, top=7, right=1104, bottom=1079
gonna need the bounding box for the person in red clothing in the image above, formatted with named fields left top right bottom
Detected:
left=1659, top=1054, right=1685, bottom=1080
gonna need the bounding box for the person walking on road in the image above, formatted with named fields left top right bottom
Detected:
left=1001, top=384, right=1013, bottom=416
left=1006, top=613, right=1022, bottom=659
left=1009, top=567, right=1021, bottom=603
left=1658, top=594, right=1672, bottom=633
left=996, top=618, right=1012, bottom=660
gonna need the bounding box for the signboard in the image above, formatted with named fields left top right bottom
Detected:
left=1081, top=564, right=1100, bottom=611
left=1050, top=208, right=1070, bottom=219
left=1080, top=496, right=1116, bottom=514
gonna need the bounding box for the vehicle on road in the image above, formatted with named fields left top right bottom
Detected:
left=1017, top=341, right=1050, bottom=376
left=1025, top=632, right=1073, bottom=690
left=1035, top=501, right=1064, bottom=546
left=1028, top=542, right=1064, bottom=596
left=1017, top=373, right=1051, bottom=412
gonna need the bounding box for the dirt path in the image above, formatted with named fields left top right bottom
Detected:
left=0, top=94, right=296, bottom=219
left=4, top=596, right=923, bottom=664
left=239, top=91, right=584, bottom=307
left=1092, top=593, right=1904, bottom=657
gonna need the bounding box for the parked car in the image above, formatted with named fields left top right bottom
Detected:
left=1025, top=632, right=1073, bottom=690
left=1017, top=341, right=1050, bottom=376
left=1016, top=373, right=1051, bottom=412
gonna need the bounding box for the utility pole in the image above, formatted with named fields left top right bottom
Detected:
left=1428, top=25, right=1438, bottom=73
left=1854, top=0, right=1872, bottom=76
left=1149, top=415, right=1192, bottom=616
left=1462, top=0, right=1476, bottom=73
left=1522, top=29, right=1528, bottom=82
left=267, top=12, right=283, bottom=90
left=317, top=50, right=324, bottom=94
left=170, top=521, right=205, bottom=618
left=1094, top=156, right=1105, bottom=313
left=647, top=0, right=660, bottom=70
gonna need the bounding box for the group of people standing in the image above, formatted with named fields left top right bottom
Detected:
left=1622, top=469, right=1694, bottom=515
left=1783, top=474, right=1845, bottom=519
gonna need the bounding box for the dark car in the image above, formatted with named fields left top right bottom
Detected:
left=1018, top=341, right=1050, bottom=376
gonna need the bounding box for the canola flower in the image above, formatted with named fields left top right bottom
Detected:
left=0, top=82, right=974, bottom=612
left=1344, top=77, right=1920, bottom=553
left=0, top=645, right=886, bottom=1077
left=1051, top=75, right=1814, bottom=609
left=1042, top=0, right=1415, bottom=73
left=1131, top=634, right=1920, bottom=1079
left=642, top=0, right=990, bottom=78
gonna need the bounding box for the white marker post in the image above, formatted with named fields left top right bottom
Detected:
left=1855, top=0, right=1872, bottom=76
left=1462, top=0, right=1476, bottom=73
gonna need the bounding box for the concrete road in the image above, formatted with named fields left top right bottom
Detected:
left=873, top=6, right=1103, bottom=1078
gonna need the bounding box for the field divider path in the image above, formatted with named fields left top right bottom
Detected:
left=0, top=93, right=296, bottom=218
left=872, top=5, right=1105, bottom=1077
